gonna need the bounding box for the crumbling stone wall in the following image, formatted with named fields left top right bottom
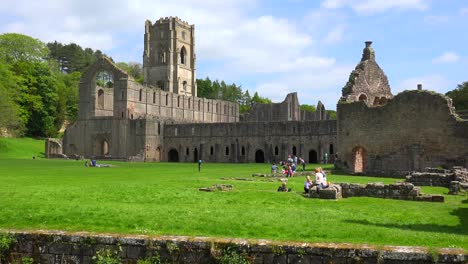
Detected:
left=45, top=138, right=65, bottom=158
left=338, top=182, right=444, bottom=202
left=341, top=41, right=393, bottom=105
left=337, top=90, right=468, bottom=176
left=241, top=93, right=301, bottom=122
left=2, top=231, right=466, bottom=264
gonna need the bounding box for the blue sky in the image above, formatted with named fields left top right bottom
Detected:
left=1, top=0, right=467, bottom=109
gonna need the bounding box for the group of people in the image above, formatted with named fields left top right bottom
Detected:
left=271, top=155, right=306, bottom=177
left=304, top=167, right=329, bottom=193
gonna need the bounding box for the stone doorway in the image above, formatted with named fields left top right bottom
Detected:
left=168, top=149, right=179, bottom=162
left=193, top=148, right=198, bottom=163
left=255, top=150, right=265, bottom=163
left=353, top=146, right=366, bottom=174
left=309, top=150, right=318, bottom=163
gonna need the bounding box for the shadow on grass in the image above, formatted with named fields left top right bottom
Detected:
left=345, top=206, right=468, bottom=235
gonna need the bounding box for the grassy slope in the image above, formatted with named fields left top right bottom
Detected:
left=0, top=138, right=466, bottom=249
left=0, top=137, right=44, bottom=159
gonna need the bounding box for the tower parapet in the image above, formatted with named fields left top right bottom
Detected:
left=143, top=17, right=197, bottom=96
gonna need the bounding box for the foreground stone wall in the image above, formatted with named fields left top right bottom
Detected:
left=1, top=231, right=466, bottom=264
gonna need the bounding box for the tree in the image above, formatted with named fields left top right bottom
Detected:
left=0, top=33, right=61, bottom=137
left=0, top=62, right=23, bottom=135
left=0, top=33, right=48, bottom=64
left=116, top=62, right=143, bottom=83
left=446, top=81, right=468, bottom=111
left=300, top=104, right=316, bottom=113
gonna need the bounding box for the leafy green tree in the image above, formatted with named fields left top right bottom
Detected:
left=0, top=62, right=24, bottom=135
left=0, top=33, right=48, bottom=64
left=251, top=92, right=271, bottom=104
left=300, top=104, right=316, bottom=113
left=326, top=110, right=337, bottom=119
left=116, top=62, right=143, bottom=83
left=0, top=33, right=61, bottom=137
left=446, top=81, right=468, bottom=111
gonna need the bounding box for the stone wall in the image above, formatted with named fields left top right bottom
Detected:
left=240, top=93, right=301, bottom=122
left=1, top=231, right=465, bottom=264
left=163, top=120, right=337, bottom=163
left=337, top=182, right=444, bottom=202
left=337, top=90, right=468, bottom=176
left=45, top=138, right=65, bottom=159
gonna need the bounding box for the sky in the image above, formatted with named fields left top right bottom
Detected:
left=1, top=0, right=467, bottom=110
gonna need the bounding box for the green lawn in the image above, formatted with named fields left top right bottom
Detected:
left=0, top=138, right=467, bottom=250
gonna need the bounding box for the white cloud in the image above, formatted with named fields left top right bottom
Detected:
left=322, top=25, right=347, bottom=44
left=395, top=74, right=447, bottom=94
left=321, top=0, right=429, bottom=14
left=432, top=52, right=460, bottom=64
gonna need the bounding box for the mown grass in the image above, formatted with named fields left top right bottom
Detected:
left=0, top=138, right=466, bottom=249
left=0, top=159, right=466, bottom=249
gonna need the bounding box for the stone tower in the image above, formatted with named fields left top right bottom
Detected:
left=341, top=41, right=392, bottom=105
left=143, top=17, right=197, bottom=96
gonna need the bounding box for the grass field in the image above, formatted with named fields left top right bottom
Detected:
left=0, top=138, right=467, bottom=249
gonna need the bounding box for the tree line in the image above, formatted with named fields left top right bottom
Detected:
left=1, top=33, right=466, bottom=138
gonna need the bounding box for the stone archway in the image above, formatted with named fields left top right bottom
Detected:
left=102, top=140, right=109, bottom=156
left=353, top=146, right=366, bottom=174
left=309, top=150, right=318, bottom=163
left=168, top=149, right=179, bottom=162
left=255, top=150, right=265, bottom=163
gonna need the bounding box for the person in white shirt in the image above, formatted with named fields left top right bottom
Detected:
left=314, top=167, right=325, bottom=190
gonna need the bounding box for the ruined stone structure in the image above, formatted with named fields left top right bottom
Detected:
left=58, top=17, right=467, bottom=171
left=61, top=17, right=334, bottom=162
left=337, top=42, right=468, bottom=176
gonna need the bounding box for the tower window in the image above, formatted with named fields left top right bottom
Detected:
left=139, top=89, right=143, bottom=101
left=180, top=46, right=186, bottom=64
left=153, top=92, right=156, bottom=104
left=166, top=94, right=169, bottom=105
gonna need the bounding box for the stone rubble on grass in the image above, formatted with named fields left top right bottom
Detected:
left=198, top=184, right=233, bottom=192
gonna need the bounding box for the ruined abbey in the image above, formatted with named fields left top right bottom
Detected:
left=53, top=17, right=468, bottom=176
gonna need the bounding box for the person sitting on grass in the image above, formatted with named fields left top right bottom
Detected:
left=277, top=181, right=291, bottom=192
left=304, top=175, right=313, bottom=194
left=319, top=167, right=329, bottom=188
left=314, top=167, right=325, bottom=190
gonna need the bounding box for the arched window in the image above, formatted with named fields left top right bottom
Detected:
left=180, top=46, right=186, bottom=64
left=97, top=89, right=104, bottom=108
left=186, top=147, right=189, bottom=156
left=241, top=146, right=245, bottom=156
left=358, top=94, right=367, bottom=102
left=166, top=94, right=169, bottom=105
left=96, top=71, right=113, bottom=88
left=210, top=146, right=214, bottom=155
left=208, top=102, right=210, bottom=112
left=178, top=96, right=180, bottom=107
left=157, top=122, right=160, bottom=135
left=153, top=92, right=156, bottom=104
left=216, top=103, right=219, bottom=113
left=198, top=101, right=201, bottom=111
left=225, top=146, right=229, bottom=156
left=275, top=146, right=279, bottom=155
left=188, top=98, right=191, bottom=109
left=330, top=144, right=334, bottom=155
left=139, top=89, right=143, bottom=101
left=292, top=146, right=297, bottom=156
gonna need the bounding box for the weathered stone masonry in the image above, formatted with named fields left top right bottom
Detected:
left=2, top=231, right=466, bottom=264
